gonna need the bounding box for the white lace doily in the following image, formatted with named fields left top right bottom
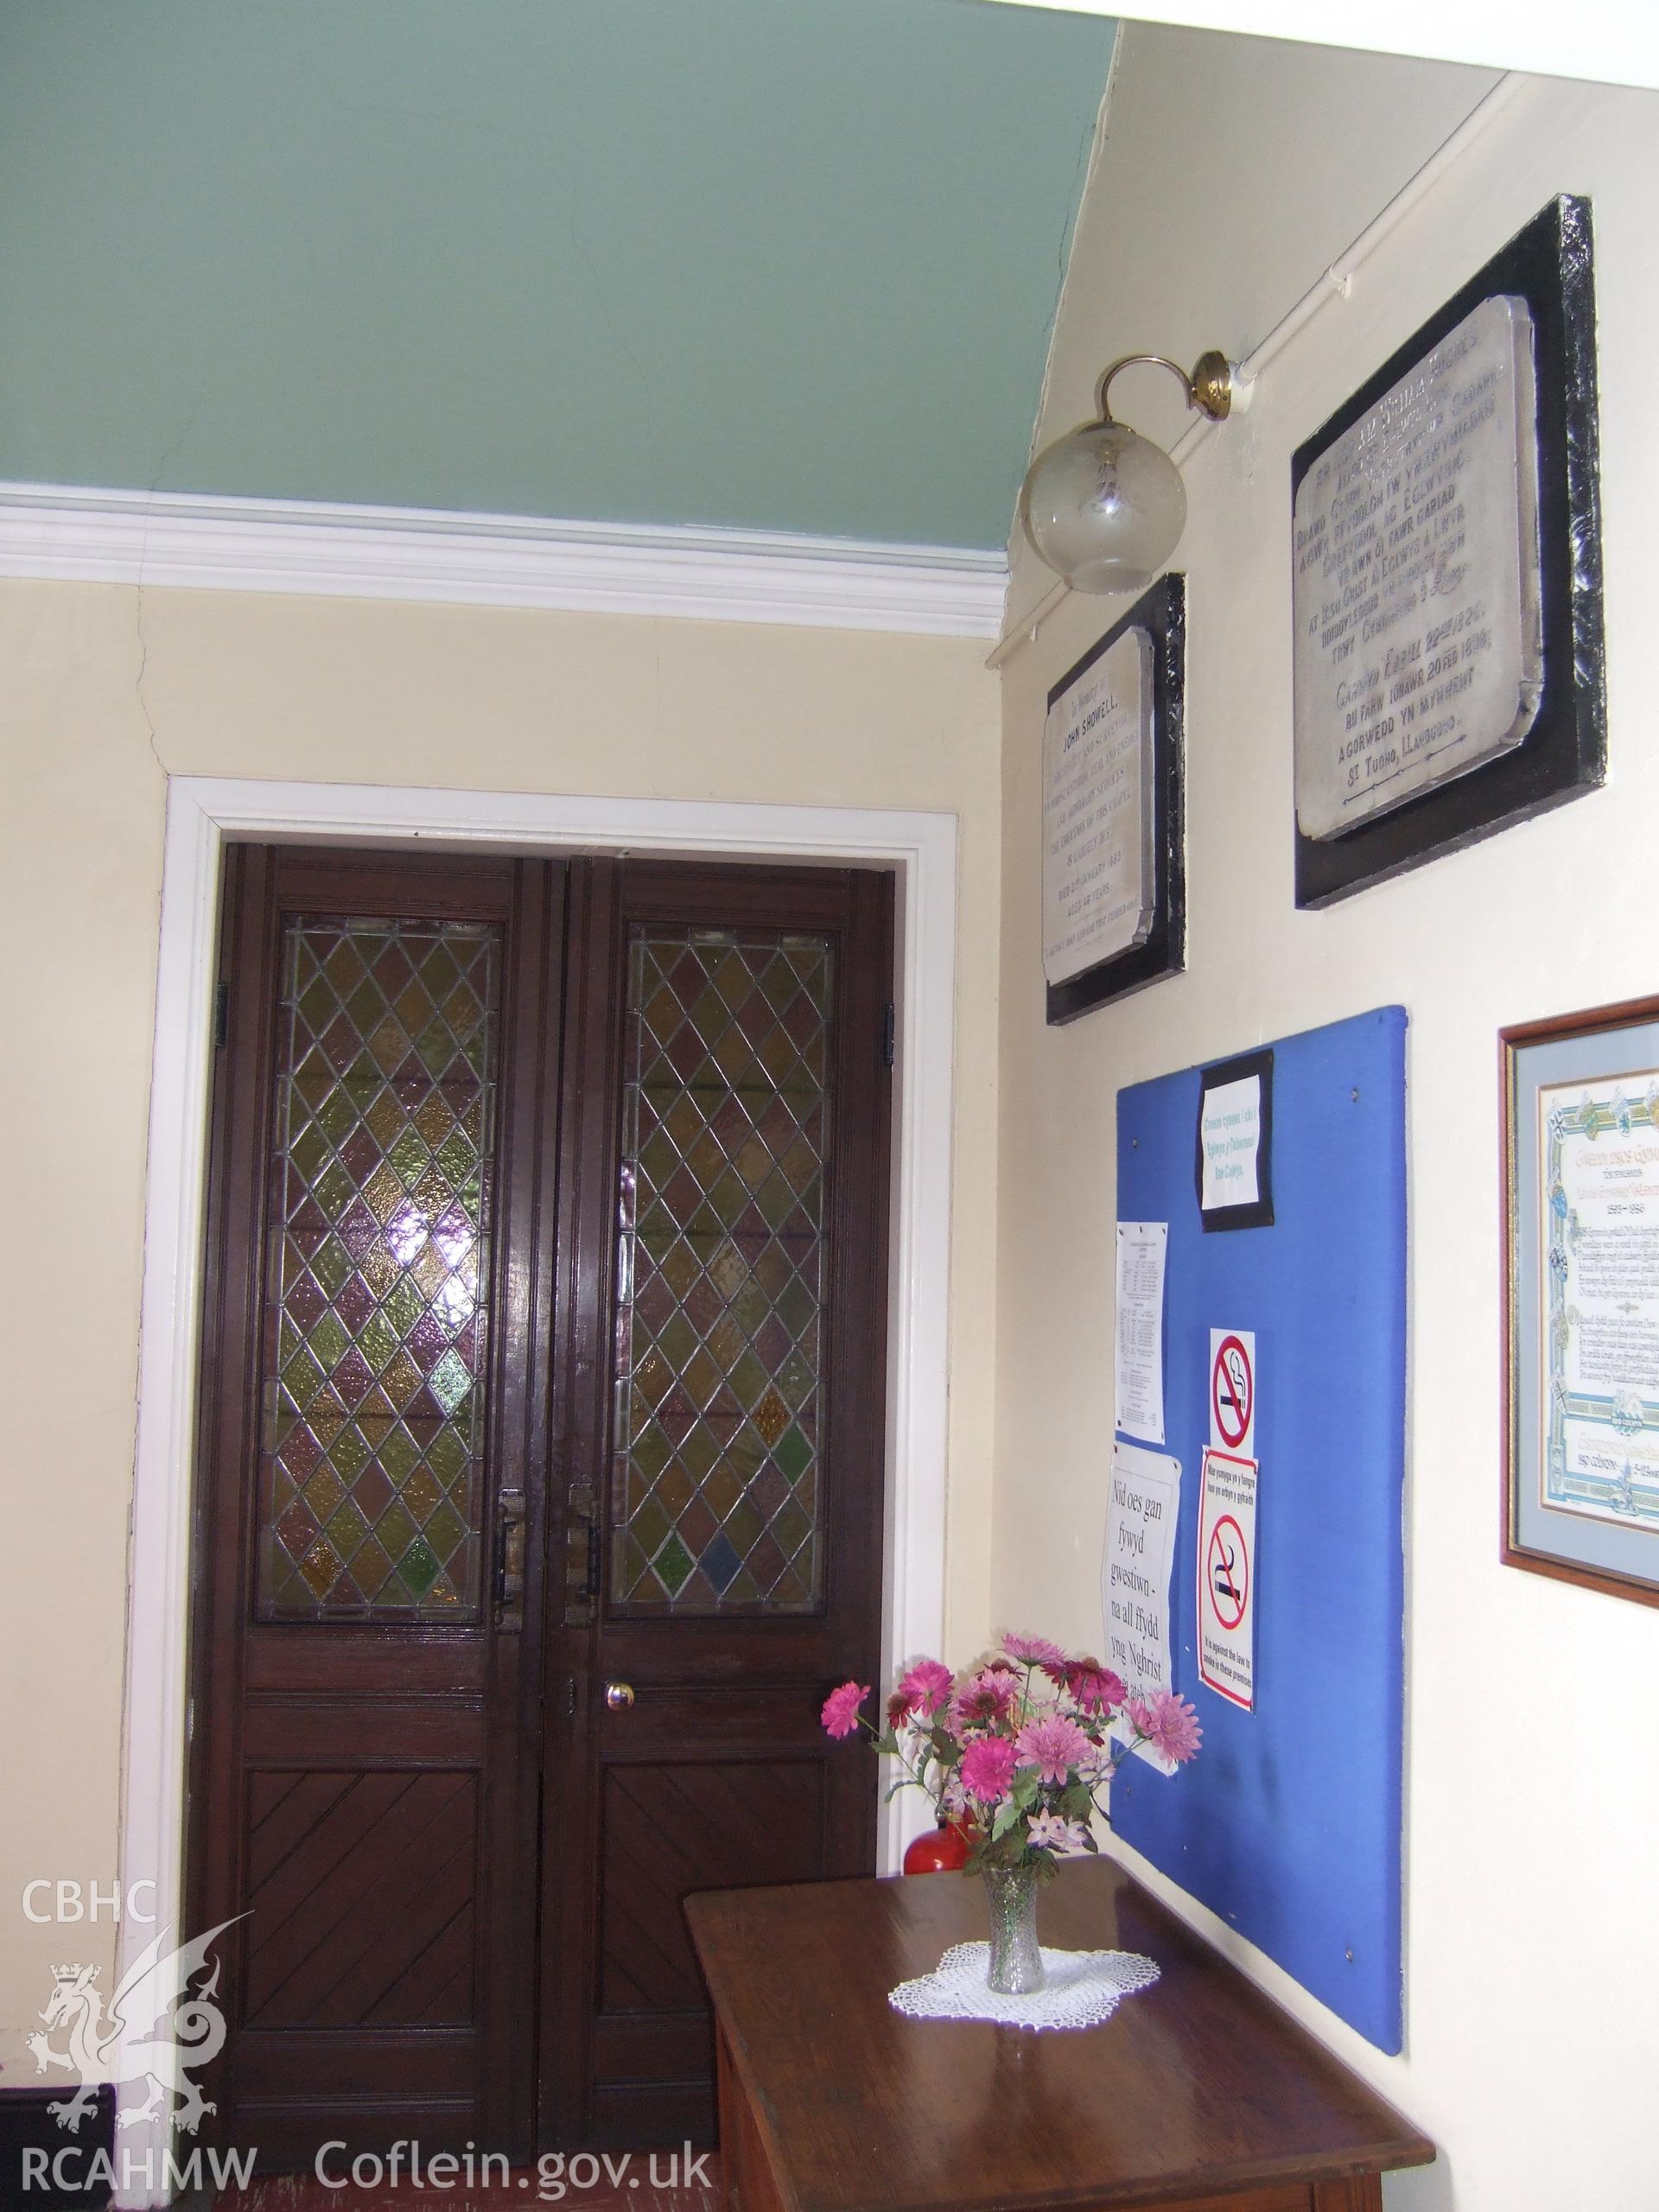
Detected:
left=888, top=1941, right=1160, bottom=2031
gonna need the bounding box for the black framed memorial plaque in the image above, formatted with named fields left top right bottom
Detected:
left=1043, top=572, right=1185, bottom=1027
left=1502, top=995, right=1659, bottom=1612
left=1292, top=194, right=1605, bottom=909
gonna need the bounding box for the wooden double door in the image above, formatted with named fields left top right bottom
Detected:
left=188, top=846, right=892, bottom=2168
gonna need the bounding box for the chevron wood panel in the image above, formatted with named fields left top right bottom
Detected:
left=244, top=1768, right=480, bottom=2029
left=599, top=1759, right=824, bottom=2018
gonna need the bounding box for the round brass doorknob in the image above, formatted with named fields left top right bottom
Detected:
left=604, top=1681, right=635, bottom=1710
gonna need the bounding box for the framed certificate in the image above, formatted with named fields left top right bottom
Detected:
left=1502, top=995, right=1659, bottom=1608
left=1292, top=195, right=1605, bottom=908
left=1042, top=573, right=1185, bottom=1026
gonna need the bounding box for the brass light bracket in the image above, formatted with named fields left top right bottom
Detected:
left=1095, top=349, right=1234, bottom=427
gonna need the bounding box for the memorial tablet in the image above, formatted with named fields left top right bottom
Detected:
left=1043, top=575, right=1185, bottom=1024
left=1043, top=625, right=1154, bottom=987
left=1294, top=293, right=1543, bottom=842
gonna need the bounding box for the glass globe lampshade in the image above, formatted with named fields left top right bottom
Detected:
left=1020, top=416, right=1187, bottom=594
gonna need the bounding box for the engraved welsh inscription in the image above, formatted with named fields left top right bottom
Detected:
left=1294, top=294, right=1543, bottom=841
left=1043, top=626, right=1154, bottom=988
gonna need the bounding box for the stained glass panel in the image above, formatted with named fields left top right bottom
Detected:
left=256, top=916, right=499, bottom=1620
left=612, top=928, right=833, bottom=1612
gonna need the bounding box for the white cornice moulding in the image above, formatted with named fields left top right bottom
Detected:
left=0, top=481, right=1007, bottom=639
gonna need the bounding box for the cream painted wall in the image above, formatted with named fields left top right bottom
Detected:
left=996, top=28, right=1659, bottom=2212
left=0, top=581, right=1001, bottom=2075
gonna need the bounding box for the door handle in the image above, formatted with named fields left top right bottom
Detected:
left=605, top=1681, right=635, bottom=1711
left=493, top=1487, right=527, bottom=1630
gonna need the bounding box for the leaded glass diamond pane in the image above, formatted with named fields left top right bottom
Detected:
left=256, top=916, right=500, bottom=1622
left=612, top=927, right=832, bottom=1614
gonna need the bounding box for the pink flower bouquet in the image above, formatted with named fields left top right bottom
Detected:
left=822, top=1633, right=1200, bottom=1877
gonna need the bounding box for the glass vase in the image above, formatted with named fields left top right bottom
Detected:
left=982, top=1863, right=1046, bottom=1995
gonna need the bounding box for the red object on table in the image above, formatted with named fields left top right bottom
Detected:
left=901, top=1821, right=973, bottom=1874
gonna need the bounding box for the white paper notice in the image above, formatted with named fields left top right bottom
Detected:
left=1199, top=1077, right=1262, bottom=1212
left=1197, top=1446, right=1258, bottom=1711
left=1114, top=1221, right=1167, bottom=1444
left=1104, top=1443, right=1181, bottom=1770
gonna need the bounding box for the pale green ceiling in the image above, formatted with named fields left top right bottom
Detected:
left=0, top=0, right=1115, bottom=550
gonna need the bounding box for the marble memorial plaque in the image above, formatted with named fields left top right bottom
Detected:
left=1043, top=626, right=1154, bottom=988
left=1294, top=293, right=1543, bottom=842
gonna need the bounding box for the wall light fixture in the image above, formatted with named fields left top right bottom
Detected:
left=1019, top=350, right=1236, bottom=594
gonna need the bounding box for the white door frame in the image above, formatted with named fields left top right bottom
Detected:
left=117, top=774, right=956, bottom=2204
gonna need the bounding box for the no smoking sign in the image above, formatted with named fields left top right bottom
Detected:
left=1209, top=1329, right=1255, bottom=1455
left=1198, top=1446, right=1257, bottom=1711
left=1205, top=1513, right=1249, bottom=1629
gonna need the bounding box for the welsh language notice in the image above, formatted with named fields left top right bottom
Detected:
left=1293, top=293, right=1543, bottom=841
left=1043, top=626, right=1154, bottom=985
left=1104, top=1442, right=1181, bottom=1770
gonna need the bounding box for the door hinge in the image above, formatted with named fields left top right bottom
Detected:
left=213, top=980, right=230, bottom=1050
left=881, top=1001, right=896, bottom=1071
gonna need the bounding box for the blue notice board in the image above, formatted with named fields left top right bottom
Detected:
left=1111, top=1006, right=1408, bottom=2051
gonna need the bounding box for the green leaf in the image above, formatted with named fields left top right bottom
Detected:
left=989, top=1799, right=1023, bottom=1841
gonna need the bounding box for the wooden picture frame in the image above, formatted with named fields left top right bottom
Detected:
left=1293, top=194, right=1605, bottom=908
left=1501, top=993, right=1659, bottom=1609
left=1043, top=573, right=1185, bottom=1027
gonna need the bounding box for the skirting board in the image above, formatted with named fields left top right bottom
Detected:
left=0, top=2086, right=118, bottom=2209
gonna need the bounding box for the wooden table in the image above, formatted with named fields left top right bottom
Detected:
left=685, top=1859, right=1433, bottom=2212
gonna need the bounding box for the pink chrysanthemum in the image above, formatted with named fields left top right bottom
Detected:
left=821, top=1681, right=868, bottom=1740
left=959, top=1735, right=1019, bottom=1805
left=894, top=1657, right=954, bottom=1719
left=1128, top=1691, right=1203, bottom=1765
left=1014, top=1711, right=1092, bottom=1784
left=1026, top=1808, right=1089, bottom=1855
left=949, top=1667, right=1018, bottom=1732
left=1064, top=1657, right=1128, bottom=1715
left=1002, top=1631, right=1068, bottom=1669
